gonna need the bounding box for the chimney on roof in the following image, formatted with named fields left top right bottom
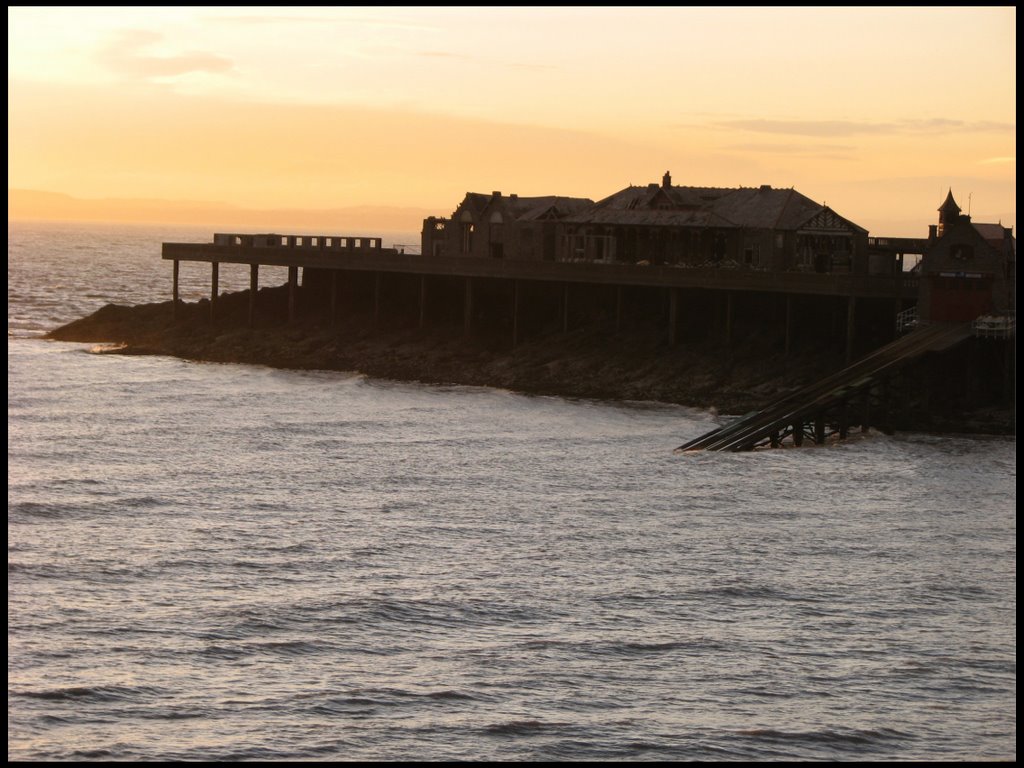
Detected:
left=760, top=184, right=771, bottom=191
left=662, top=171, right=672, bottom=189
left=510, top=193, right=517, bottom=201
left=492, top=191, right=502, bottom=199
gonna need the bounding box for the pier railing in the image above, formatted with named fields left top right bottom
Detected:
left=165, top=238, right=920, bottom=301
left=213, top=233, right=390, bottom=252
left=896, top=306, right=919, bottom=335
left=972, top=311, right=1016, bottom=338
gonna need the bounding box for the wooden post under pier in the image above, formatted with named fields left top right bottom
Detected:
left=668, top=287, right=679, bottom=347
left=172, top=259, right=179, bottom=320
left=725, top=291, right=733, bottom=346
left=331, top=271, right=339, bottom=325
left=248, top=264, right=258, bottom=328
left=846, top=295, right=857, bottom=364
left=287, top=266, right=298, bottom=323
left=562, top=284, right=570, bottom=333
left=511, top=280, right=520, bottom=348
left=211, top=261, right=219, bottom=323
left=463, top=277, right=474, bottom=336
left=784, top=294, right=793, bottom=358
left=373, top=272, right=381, bottom=327
left=419, top=275, right=427, bottom=329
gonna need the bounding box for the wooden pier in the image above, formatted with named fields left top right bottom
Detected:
left=162, top=231, right=919, bottom=362
left=159, top=230, right=1013, bottom=445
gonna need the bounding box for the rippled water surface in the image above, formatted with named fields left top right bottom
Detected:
left=8, top=222, right=1017, bottom=761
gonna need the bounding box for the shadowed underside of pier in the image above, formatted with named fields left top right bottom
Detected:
left=675, top=322, right=974, bottom=452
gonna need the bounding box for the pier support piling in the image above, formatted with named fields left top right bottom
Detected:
left=725, top=292, right=734, bottom=346
left=668, top=287, right=679, bottom=347
left=287, top=266, right=298, bottom=323
left=463, top=277, right=474, bottom=336
left=846, top=295, right=857, bottom=364
left=512, top=280, right=520, bottom=348
left=373, top=272, right=381, bottom=327
left=419, top=275, right=427, bottom=329
left=562, top=284, right=570, bottom=333
left=248, top=264, right=258, bottom=328
left=172, top=259, right=180, bottom=320
left=784, top=294, right=793, bottom=358
left=331, top=271, right=339, bottom=325
left=211, top=261, right=219, bottom=323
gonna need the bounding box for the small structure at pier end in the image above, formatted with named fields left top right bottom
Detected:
left=676, top=189, right=1015, bottom=451
left=918, top=189, right=1016, bottom=325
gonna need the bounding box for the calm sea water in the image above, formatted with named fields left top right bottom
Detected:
left=8, top=221, right=1016, bottom=761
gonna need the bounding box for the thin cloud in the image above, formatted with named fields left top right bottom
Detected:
left=207, top=13, right=435, bottom=31
left=414, top=50, right=556, bottom=70
left=97, top=29, right=234, bottom=80
left=979, top=156, right=1015, bottom=164
left=723, top=142, right=856, bottom=154
left=506, top=62, right=558, bottom=71
left=206, top=14, right=345, bottom=24
left=417, top=51, right=471, bottom=59
left=717, top=118, right=1014, bottom=137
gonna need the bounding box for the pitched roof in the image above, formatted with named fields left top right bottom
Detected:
left=939, top=188, right=962, bottom=214
left=565, top=182, right=863, bottom=232
left=455, top=192, right=592, bottom=221
left=972, top=222, right=1015, bottom=257
left=450, top=180, right=867, bottom=233
left=972, top=222, right=1007, bottom=241
left=516, top=196, right=594, bottom=221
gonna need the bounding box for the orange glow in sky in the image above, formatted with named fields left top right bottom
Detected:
left=7, top=6, right=1016, bottom=236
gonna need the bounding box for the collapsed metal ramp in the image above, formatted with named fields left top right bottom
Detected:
left=676, top=322, right=973, bottom=452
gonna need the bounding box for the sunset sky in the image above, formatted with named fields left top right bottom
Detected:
left=8, top=6, right=1016, bottom=236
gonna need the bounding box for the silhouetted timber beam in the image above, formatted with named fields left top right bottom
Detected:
left=373, top=272, right=381, bottom=327
left=562, top=284, right=570, bottom=333
left=419, top=275, right=427, bottom=329
left=463, top=277, right=474, bottom=336
left=511, top=280, right=520, bottom=348
left=287, top=266, right=298, bottom=323
left=784, top=294, right=793, bottom=358
left=331, top=272, right=339, bottom=325
left=249, top=264, right=258, bottom=327
left=669, top=287, right=679, bottom=347
left=211, top=262, right=219, bottom=323
left=172, top=259, right=179, bottom=320
left=846, top=296, right=857, bottom=364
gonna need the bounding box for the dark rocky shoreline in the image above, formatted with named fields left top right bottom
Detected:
left=46, top=284, right=1014, bottom=437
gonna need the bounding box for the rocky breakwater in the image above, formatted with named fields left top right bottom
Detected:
left=46, top=283, right=1013, bottom=435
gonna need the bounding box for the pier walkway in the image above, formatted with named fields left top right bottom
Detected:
left=675, top=322, right=973, bottom=452
left=162, top=234, right=919, bottom=299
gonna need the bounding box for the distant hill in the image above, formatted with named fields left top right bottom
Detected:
left=7, top=189, right=434, bottom=233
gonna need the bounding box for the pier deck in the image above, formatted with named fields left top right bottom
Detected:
left=162, top=240, right=919, bottom=300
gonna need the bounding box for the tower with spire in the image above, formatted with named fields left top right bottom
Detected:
left=937, top=188, right=963, bottom=238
